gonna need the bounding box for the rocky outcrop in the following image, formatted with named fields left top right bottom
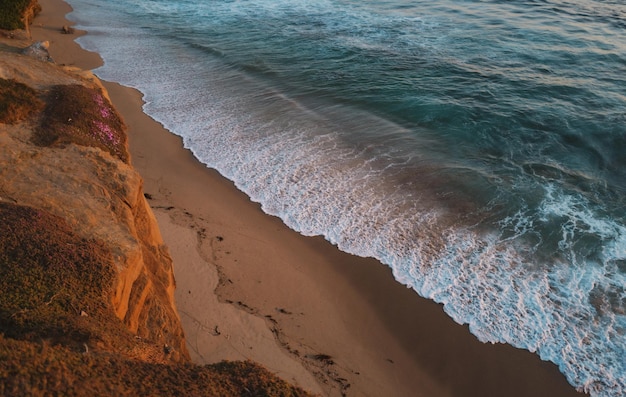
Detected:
left=60, top=25, right=74, bottom=34
left=21, top=40, right=53, bottom=62
left=0, top=50, right=189, bottom=362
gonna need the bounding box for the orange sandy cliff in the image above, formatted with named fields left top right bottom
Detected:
left=0, top=46, right=189, bottom=363
left=0, top=11, right=313, bottom=396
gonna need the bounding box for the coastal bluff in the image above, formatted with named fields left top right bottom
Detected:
left=0, top=46, right=189, bottom=363
left=0, top=22, right=311, bottom=396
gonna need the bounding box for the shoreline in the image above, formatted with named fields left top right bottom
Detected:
left=31, top=1, right=587, bottom=396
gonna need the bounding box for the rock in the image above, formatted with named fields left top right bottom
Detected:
left=22, top=41, right=53, bottom=62
left=61, top=25, right=75, bottom=34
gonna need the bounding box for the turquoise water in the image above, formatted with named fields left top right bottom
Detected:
left=66, top=0, right=625, bottom=395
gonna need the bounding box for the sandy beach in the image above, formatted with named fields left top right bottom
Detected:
left=30, top=1, right=587, bottom=396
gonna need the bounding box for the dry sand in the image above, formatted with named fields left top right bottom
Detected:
left=28, top=1, right=587, bottom=396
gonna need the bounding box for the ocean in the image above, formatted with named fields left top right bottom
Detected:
left=64, top=0, right=625, bottom=395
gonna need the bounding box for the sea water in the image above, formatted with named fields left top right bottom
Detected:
left=64, top=0, right=625, bottom=395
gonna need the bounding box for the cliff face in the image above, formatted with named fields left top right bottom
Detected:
left=0, top=50, right=188, bottom=362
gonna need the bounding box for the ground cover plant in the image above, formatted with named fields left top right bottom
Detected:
left=34, top=84, right=129, bottom=163
left=0, top=202, right=125, bottom=350
left=0, top=202, right=313, bottom=396
left=0, top=336, right=312, bottom=396
left=0, top=77, right=44, bottom=124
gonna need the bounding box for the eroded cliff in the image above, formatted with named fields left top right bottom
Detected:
left=0, top=48, right=189, bottom=363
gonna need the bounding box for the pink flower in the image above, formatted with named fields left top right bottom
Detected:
left=93, top=94, right=112, bottom=118
left=100, top=107, right=112, bottom=118
left=93, top=120, right=120, bottom=146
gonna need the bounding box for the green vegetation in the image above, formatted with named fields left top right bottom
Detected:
left=0, top=0, right=41, bottom=30
left=34, top=84, right=130, bottom=163
left=0, top=78, right=44, bottom=124
left=0, top=202, right=313, bottom=396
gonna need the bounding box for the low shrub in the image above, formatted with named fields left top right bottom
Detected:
left=0, top=0, right=41, bottom=30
